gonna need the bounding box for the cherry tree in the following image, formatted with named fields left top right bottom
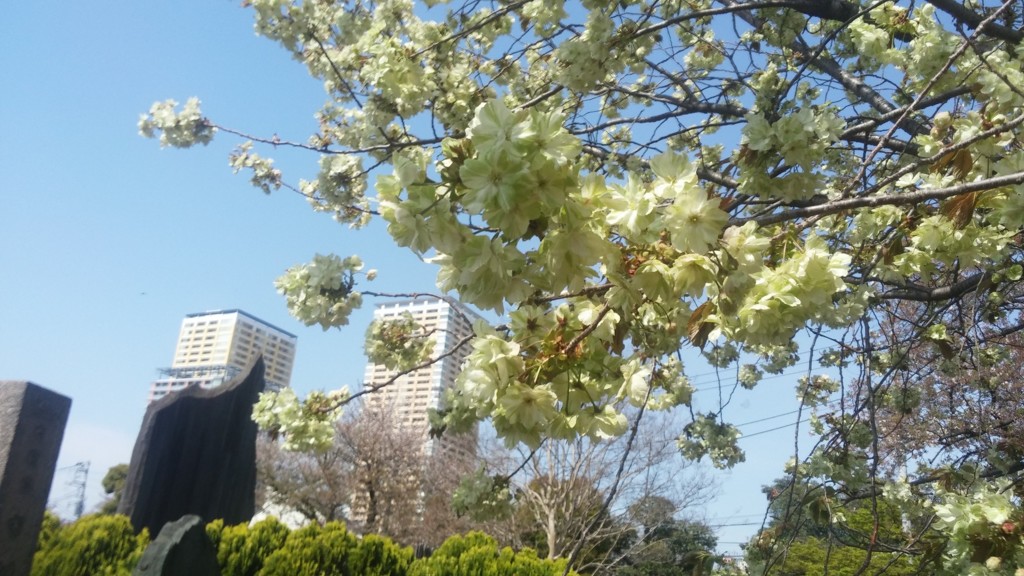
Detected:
left=142, top=0, right=1024, bottom=572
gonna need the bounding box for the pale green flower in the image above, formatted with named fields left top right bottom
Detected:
left=587, top=405, right=628, bottom=439
left=619, top=358, right=652, bottom=406
left=649, top=149, right=696, bottom=184
left=466, top=99, right=528, bottom=157
left=457, top=366, right=500, bottom=408
left=535, top=226, right=609, bottom=292
left=679, top=413, right=745, bottom=469
left=720, top=222, right=769, bottom=272
left=459, top=149, right=533, bottom=215
left=521, top=108, right=581, bottom=163
left=508, top=305, right=555, bottom=349
left=664, top=184, right=729, bottom=254
left=604, top=175, right=660, bottom=242
left=497, top=382, right=558, bottom=431
left=252, top=388, right=345, bottom=452
left=743, top=113, right=774, bottom=151
left=276, top=254, right=366, bottom=329
left=669, top=253, right=716, bottom=297
left=138, top=98, right=215, bottom=148
left=364, top=312, right=433, bottom=371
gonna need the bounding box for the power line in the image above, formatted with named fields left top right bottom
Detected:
left=733, top=398, right=845, bottom=430
left=690, top=365, right=811, bottom=393
left=741, top=418, right=812, bottom=439
left=732, top=409, right=803, bottom=428
left=735, top=395, right=856, bottom=440
left=689, top=363, right=849, bottom=396
left=682, top=339, right=850, bottom=384
left=705, top=512, right=769, bottom=521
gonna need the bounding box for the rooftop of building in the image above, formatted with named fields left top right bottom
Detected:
left=374, top=296, right=484, bottom=323
left=184, top=309, right=297, bottom=339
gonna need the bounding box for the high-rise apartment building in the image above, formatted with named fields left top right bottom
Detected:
left=362, top=297, right=478, bottom=461
left=148, top=309, right=297, bottom=403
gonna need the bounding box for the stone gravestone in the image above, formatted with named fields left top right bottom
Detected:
left=119, top=357, right=265, bottom=535
left=0, top=382, right=72, bottom=576
left=132, top=514, right=220, bottom=576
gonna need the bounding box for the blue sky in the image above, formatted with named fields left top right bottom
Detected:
left=2, top=0, right=813, bottom=556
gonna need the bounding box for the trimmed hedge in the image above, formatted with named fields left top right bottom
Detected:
left=207, top=517, right=291, bottom=576
left=260, top=522, right=358, bottom=576
left=31, top=514, right=149, bottom=576
left=349, top=533, right=415, bottom=576
left=33, top=516, right=569, bottom=576
left=407, top=531, right=572, bottom=576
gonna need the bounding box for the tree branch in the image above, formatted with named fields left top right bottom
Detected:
left=732, top=171, right=1024, bottom=227
left=872, top=272, right=993, bottom=303
left=925, top=0, right=1024, bottom=44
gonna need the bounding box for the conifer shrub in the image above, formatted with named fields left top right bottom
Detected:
left=499, top=546, right=574, bottom=576
left=33, top=514, right=568, bottom=576
left=31, top=514, right=149, bottom=576
left=259, top=521, right=357, bottom=576
left=35, top=510, right=62, bottom=552
left=207, top=517, right=290, bottom=576
left=348, top=533, right=414, bottom=576
left=407, top=531, right=573, bottom=576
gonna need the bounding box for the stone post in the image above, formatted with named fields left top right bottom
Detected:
left=0, top=381, right=72, bottom=576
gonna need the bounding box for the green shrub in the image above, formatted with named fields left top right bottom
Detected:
left=349, top=533, right=414, bottom=576
left=498, top=546, right=573, bottom=576
left=31, top=514, right=149, bottom=576
left=35, top=510, right=62, bottom=552
left=211, top=518, right=412, bottom=576
left=408, top=532, right=573, bottom=576
left=259, top=521, right=358, bottom=576
left=30, top=514, right=566, bottom=576
left=207, top=517, right=290, bottom=576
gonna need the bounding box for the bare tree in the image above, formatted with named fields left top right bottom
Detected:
left=257, top=398, right=488, bottom=547
left=485, top=410, right=716, bottom=573
left=339, top=404, right=426, bottom=540
left=257, top=432, right=351, bottom=524
left=256, top=401, right=426, bottom=533
left=412, top=446, right=495, bottom=549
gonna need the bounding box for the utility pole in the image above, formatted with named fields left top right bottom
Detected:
left=69, top=461, right=89, bottom=519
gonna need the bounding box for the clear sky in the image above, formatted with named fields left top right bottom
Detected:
left=2, top=0, right=814, bottom=557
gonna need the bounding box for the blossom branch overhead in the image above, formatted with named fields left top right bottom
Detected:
left=142, top=0, right=1024, bottom=571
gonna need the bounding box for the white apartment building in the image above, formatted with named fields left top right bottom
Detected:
left=362, top=297, right=478, bottom=461
left=148, top=309, right=297, bottom=403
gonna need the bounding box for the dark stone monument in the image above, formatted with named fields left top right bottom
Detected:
left=132, top=514, right=220, bottom=576
left=119, top=357, right=265, bottom=535
left=0, top=381, right=72, bottom=576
